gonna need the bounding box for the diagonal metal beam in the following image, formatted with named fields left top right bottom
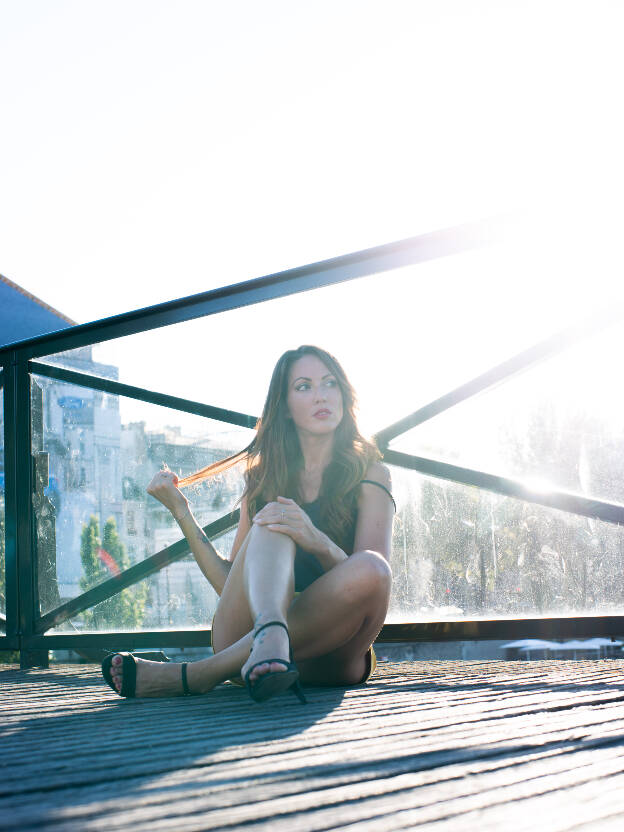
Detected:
left=30, top=361, right=258, bottom=429
left=374, top=301, right=624, bottom=449
left=0, top=221, right=491, bottom=361
left=383, top=448, right=624, bottom=525
left=35, top=509, right=239, bottom=634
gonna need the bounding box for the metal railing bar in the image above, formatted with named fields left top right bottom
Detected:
left=375, top=301, right=624, bottom=448
left=377, top=615, right=624, bottom=642
left=33, top=446, right=624, bottom=635
left=30, top=631, right=214, bottom=650
left=30, top=362, right=258, bottom=429
left=383, top=448, right=624, bottom=525
left=2, top=357, right=22, bottom=646
left=0, top=221, right=489, bottom=361
left=35, top=509, right=239, bottom=634
left=14, top=365, right=38, bottom=647
left=21, top=613, right=624, bottom=650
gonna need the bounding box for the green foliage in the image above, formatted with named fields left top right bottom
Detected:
left=80, top=516, right=106, bottom=595
left=79, top=515, right=148, bottom=630
left=391, top=400, right=624, bottom=619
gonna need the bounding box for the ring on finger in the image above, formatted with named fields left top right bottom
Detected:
left=281, top=510, right=285, bottom=522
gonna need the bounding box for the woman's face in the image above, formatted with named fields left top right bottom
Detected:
left=286, top=354, right=344, bottom=436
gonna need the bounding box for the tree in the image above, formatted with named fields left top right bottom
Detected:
left=402, top=398, right=624, bottom=620
left=79, top=515, right=148, bottom=630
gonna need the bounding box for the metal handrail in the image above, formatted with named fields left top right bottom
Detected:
left=28, top=367, right=624, bottom=634
left=375, top=302, right=624, bottom=448
left=30, top=361, right=257, bottom=428
left=383, top=449, right=624, bottom=525
left=0, top=222, right=488, bottom=360
left=2, top=220, right=624, bottom=655
left=36, top=511, right=240, bottom=633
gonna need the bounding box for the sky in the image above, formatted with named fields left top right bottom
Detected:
left=1, top=0, right=623, bottom=440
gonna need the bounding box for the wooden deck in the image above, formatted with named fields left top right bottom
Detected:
left=2, top=660, right=624, bottom=831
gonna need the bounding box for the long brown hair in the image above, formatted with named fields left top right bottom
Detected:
left=177, top=345, right=380, bottom=551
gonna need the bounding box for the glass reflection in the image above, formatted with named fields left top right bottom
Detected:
left=49, top=529, right=236, bottom=633
left=391, top=322, right=624, bottom=505
left=387, top=466, right=624, bottom=622
left=0, top=387, right=5, bottom=625
left=31, top=374, right=250, bottom=617
left=36, top=243, right=607, bottom=439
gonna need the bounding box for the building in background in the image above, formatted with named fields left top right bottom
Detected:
left=1, top=275, right=123, bottom=600
left=32, top=348, right=121, bottom=600
left=1, top=275, right=242, bottom=628
left=120, top=421, right=242, bottom=628
left=0, top=274, right=75, bottom=348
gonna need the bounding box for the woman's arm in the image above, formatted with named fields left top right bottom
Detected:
left=174, top=506, right=232, bottom=595
left=252, top=496, right=348, bottom=570
left=175, top=493, right=254, bottom=592
left=227, top=494, right=252, bottom=562
left=146, top=470, right=233, bottom=596
left=252, top=463, right=394, bottom=569
left=314, top=463, right=394, bottom=567
left=307, top=525, right=349, bottom=571
left=352, top=462, right=394, bottom=561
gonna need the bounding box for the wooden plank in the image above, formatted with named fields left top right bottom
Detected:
left=1, top=661, right=624, bottom=831
left=3, top=688, right=624, bottom=798
left=5, top=736, right=624, bottom=831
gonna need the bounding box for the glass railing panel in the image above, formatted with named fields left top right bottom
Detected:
left=46, top=527, right=236, bottom=633
left=0, top=386, right=5, bottom=630
left=387, top=465, right=624, bottom=623
left=31, top=373, right=251, bottom=615
left=389, top=322, right=624, bottom=504
left=35, top=243, right=609, bottom=438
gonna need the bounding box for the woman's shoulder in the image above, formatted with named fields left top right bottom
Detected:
left=358, top=462, right=395, bottom=510
left=362, top=461, right=392, bottom=489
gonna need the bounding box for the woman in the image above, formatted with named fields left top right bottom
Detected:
left=102, top=345, right=395, bottom=701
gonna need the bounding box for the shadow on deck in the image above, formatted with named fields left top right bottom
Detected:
left=2, top=660, right=624, bottom=831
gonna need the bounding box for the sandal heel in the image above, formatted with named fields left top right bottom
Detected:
left=244, top=620, right=307, bottom=704
left=291, top=679, right=307, bottom=704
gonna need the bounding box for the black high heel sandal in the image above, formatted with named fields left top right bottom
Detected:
left=244, top=621, right=307, bottom=704
left=102, top=652, right=139, bottom=698
left=102, top=652, right=197, bottom=698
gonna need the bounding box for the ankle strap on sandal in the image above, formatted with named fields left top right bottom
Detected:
left=253, top=620, right=289, bottom=639
left=181, top=662, right=191, bottom=695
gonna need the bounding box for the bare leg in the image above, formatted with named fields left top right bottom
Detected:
left=240, top=525, right=296, bottom=684
left=109, top=537, right=391, bottom=696
left=215, top=546, right=392, bottom=685
left=110, top=524, right=297, bottom=695
left=109, top=632, right=253, bottom=697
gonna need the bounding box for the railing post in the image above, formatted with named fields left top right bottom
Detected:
left=2, top=357, right=20, bottom=651
left=5, top=355, right=47, bottom=668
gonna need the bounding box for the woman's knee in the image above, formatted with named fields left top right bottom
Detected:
left=341, top=656, right=370, bottom=686
left=247, top=523, right=296, bottom=554
left=347, top=549, right=392, bottom=599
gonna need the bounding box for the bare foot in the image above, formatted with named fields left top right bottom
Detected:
left=110, top=655, right=217, bottom=697
left=241, top=620, right=291, bottom=685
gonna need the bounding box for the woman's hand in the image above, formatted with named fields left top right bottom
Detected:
left=146, top=468, right=189, bottom=521
left=253, top=496, right=324, bottom=553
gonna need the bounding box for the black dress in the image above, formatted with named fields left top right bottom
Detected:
left=294, top=480, right=395, bottom=592
left=294, top=499, right=353, bottom=592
